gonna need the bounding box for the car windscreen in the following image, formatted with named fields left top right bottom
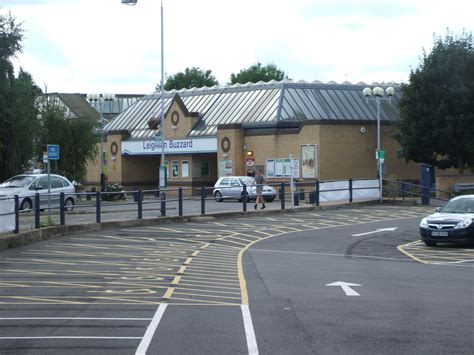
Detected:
left=0, top=176, right=36, bottom=188
left=440, top=198, right=474, bottom=213
left=239, top=177, right=255, bottom=186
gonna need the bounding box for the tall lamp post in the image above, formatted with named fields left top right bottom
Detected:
left=122, top=0, right=167, bottom=187
left=362, top=86, right=395, bottom=202
left=87, top=92, right=116, bottom=194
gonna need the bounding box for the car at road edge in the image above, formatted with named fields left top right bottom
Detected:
left=0, top=173, right=77, bottom=211
left=419, top=194, right=474, bottom=246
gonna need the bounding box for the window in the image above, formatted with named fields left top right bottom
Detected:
left=37, top=177, right=49, bottom=190
left=219, top=178, right=230, bottom=187
left=193, top=160, right=210, bottom=177
left=50, top=177, right=63, bottom=189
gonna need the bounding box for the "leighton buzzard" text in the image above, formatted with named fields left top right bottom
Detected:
left=142, top=139, right=193, bottom=151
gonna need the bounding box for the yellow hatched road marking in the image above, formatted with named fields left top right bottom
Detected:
left=162, top=288, right=174, bottom=299
left=178, top=280, right=240, bottom=289
left=172, top=290, right=241, bottom=301
left=178, top=273, right=239, bottom=282
left=164, top=297, right=238, bottom=306
left=5, top=258, right=76, bottom=266
left=397, top=242, right=428, bottom=264
left=174, top=286, right=241, bottom=296
left=187, top=260, right=237, bottom=270
left=171, top=276, right=181, bottom=285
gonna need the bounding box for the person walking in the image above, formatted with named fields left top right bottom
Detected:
left=254, top=168, right=266, bottom=210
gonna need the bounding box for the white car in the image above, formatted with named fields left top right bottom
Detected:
left=213, top=176, right=276, bottom=202
left=0, top=174, right=77, bottom=211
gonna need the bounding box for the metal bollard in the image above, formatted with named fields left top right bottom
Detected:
left=201, top=187, right=206, bottom=215
left=96, top=191, right=101, bottom=223
left=178, top=187, right=183, bottom=217
left=14, top=195, right=19, bottom=234
left=315, top=180, right=320, bottom=206
left=35, top=193, right=40, bottom=229
left=349, top=178, right=353, bottom=203
left=294, top=192, right=299, bottom=206
left=137, top=189, right=143, bottom=219
left=59, top=192, right=65, bottom=225
left=280, top=182, right=285, bottom=210
left=242, top=184, right=247, bottom=212
left=160, top=191, right=166, bottom=216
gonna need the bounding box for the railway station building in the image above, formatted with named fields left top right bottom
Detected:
left=88, top=80, right=419, bottom=192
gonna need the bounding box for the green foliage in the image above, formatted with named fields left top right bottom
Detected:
left=0, top=13, right=40, bottom=181
left=230, top=62, right=288, bottom=84
left=36, top=98, right=98, bottom=183
left=162, top=67, right=219, bottom=91
left=395, top=30, right=474, bottom=173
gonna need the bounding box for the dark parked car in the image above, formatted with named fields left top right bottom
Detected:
left=0, top=174, right=77, bottom=211
left=419, top=195, right=474, bottom=246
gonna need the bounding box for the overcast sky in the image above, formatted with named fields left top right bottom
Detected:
left=1, top=0, right=472, bottom=95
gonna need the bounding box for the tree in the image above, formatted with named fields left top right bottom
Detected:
left=229, top=62, right=288, bottom=84
left=162, top=67, right=219, bottom=91
left=0, top=12, right=40, bottom=181
left=36, top=98, right=98, bottom=183
left=395, top=31, right=474, bottom=173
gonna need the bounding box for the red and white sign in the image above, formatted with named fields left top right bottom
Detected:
left=246, top=157, right=255, bottom=166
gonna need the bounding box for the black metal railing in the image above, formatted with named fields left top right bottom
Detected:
left=0, top=178, right=385, bottom=235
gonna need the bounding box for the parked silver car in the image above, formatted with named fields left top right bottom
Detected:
left=213, top=176, right=276, bottom=202
left=0, top=174, right=77, bottom=211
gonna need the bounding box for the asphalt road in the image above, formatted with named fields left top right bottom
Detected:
left=0, top=205, right=472, bottom=354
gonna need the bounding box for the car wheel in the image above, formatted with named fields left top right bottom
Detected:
left=214, top=191, right=223, bottom=202
left=20, top=199, right=32, bottom=211
left=265, top=197, right=275, bottom=203
left=65, top=198, right=75, bottom=212
left=424, top=240, right=437, bottom=247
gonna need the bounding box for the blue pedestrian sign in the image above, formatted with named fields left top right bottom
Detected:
left=47, top=144, right=60, bottom=160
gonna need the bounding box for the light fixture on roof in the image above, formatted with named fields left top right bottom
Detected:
left=362, top=86, right=395, bottom=202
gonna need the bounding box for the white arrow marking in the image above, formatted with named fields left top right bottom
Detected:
left=351, top=227, right=398, bottom=237
left=326, top=281, right=362, bottom=296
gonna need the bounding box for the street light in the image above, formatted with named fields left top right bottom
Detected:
left=122, top=0, right=167, bottom=187
left=362, top=86, right=395, bottom=202
left=87, top=92, right=116, bottom=195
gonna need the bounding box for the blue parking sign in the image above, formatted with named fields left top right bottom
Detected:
left=47, top=144, right=60, bottom=160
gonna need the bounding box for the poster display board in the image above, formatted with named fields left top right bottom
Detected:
left=172, top=161, right=179, bottom=178
left=267, top=158, right=299, bottom=178
left=181, top=160, right=189, bottom=178
left=218, top=159, right=233, bottom=177
left=301, top=144, right=317, bottom=178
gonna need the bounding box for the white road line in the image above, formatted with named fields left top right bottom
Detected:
left=135, top=303, right=168, bottom=355
left=241, top=304, right=259, bottom=355
left=0, top=336, right=142, bottom=340
left=0, top=317, right=152, bottom=321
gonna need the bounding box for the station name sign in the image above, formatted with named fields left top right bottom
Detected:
left=122, top=137, right=217, bottom=156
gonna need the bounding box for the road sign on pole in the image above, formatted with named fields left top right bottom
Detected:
left=47, top=144, right=60, bottom=160
left=376, top=149, right=386, bottom=160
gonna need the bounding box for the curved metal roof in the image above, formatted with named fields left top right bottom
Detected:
left=105, top=80, right=401, bottom=139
